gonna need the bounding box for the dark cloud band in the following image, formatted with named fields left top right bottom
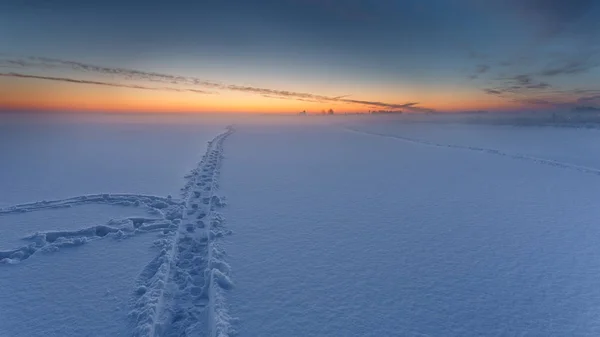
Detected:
left=0, top=72, right=214, bottom=94
left=1, top=55, right=432, bottom=112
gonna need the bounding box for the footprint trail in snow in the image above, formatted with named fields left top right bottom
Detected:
left=0, top=126, right=236, bottom=337
left=0, top=193, right=184, bottom=264
left=130, top=126, right=234, bottom=337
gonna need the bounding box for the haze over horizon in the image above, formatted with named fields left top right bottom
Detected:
left=1, top=0, right=599, bottom=114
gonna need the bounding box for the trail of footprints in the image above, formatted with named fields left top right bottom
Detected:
left=0, top=194, right=182, bottom=216
left=0, top=217, right=175, bottom=263
left=0, top=127, right=235, bottom=337
left=0, top=194, right=184, bottom=264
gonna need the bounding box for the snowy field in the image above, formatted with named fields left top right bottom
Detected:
left=220, top=118, right=600, bottom=336
left=2, top=113, right=600, bottom=336
left=0, top=114, right=230, bottom=337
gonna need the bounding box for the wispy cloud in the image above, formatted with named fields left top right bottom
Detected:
left=0, top=72, right=214, bottom=94
left=512, top=74, right=533, bottom=86
left=485, top=85, right=600, bottom=108
left=468, top=64, right=491, bottom=79
left=482, top=74, right=552, bottom=95
left=540, top=59, right=600, bottom=76
left=483, top=89, right=503, bottom=95
left=577, top=94, right=600, bottom=104
left=512, top=95, right=600, bottom=109
left=1, top=55, right=432, bottom=112
left=512, top=97, right=558, bottom=106
left=476, top=64, right=490, bottom=74
left=510, top=74, right=552, bottom=89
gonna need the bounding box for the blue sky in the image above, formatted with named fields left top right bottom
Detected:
left=1, top=0, right=599, bottom=112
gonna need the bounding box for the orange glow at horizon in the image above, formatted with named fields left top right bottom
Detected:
left=0, top=77, right=519, bottom=114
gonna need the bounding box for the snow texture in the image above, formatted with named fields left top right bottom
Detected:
left=129, top=126, right=235, bottom=337
left=220, top=122, right=600, bottom=336
left=0, top=204, right=155, bottom=248
left=0, top=194, right=184, bottom=264
left=4, top=114, right=600, bottom=337
left=0, top=116, right=235, bottom=337
left=0, top=114, right=228, bottom=204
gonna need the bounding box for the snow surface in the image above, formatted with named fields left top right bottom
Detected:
left=3, top=114, right=600, bottom=336
left=0, top=204, right=154, bottom=248
left=0, top=114, right=226, bottom=204
left=0, top=114, right=232, bottom=337
left=347, top=118, right=600, bottom=171
left=0, top=233, right=160, bottom=337
left=220, top=120, right=600, bottom=336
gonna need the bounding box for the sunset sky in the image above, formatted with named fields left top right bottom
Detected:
left=1, top=0, right=599, bottom=113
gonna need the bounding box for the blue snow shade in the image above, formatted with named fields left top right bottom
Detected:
left=219, top=119, right=600, bottom=336
left=3, top=114, right=600, bottom=336
left=0, top=114, right=234, bottom=337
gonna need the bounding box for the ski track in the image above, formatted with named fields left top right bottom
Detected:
left=1, top=127, right=236, bottom=337
left=344, top=126, right=600, bottom=176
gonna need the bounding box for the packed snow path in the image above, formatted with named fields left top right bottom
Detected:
left=0, top=126, right=235, bottom=337
left=130, top=126, right=235, bottom=337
